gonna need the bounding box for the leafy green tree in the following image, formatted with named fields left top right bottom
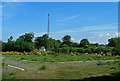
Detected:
left=112, top=47, right=120, bottom=55
left=108, top=38, right=119, bottom=47
left=108, top=37, right=120, bottom=55
left=49, top=38, right=61, bottom=51
left=14, top=33, right=35, bottom=52
left=19, top=32, right=34, bottom=42
left=34, top=34, right=48, bottom=50
left=80, top=39, right=90, bottom=47
left=6, top=36, right=15, bottom=51
left=62, top=35, right=72, bottom=46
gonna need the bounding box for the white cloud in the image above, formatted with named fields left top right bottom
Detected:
left=46, top=23, right=118, bottom=44
left=34, top=32, right=46, bottom=37
left=50, top=23, right=117, bottom=34
left=59, top=15, right=79, bottom=22
left=71, top=37, right=75, bottom=41
left=106, top=33, right=110, bottom=36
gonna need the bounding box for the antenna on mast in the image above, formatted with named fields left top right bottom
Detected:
left=47, top=12, right=50, bottom=51
left=48, top=12, right=50, bottom=39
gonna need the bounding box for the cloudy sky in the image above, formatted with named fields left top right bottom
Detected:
left=2, top=2, right=118, bottom=44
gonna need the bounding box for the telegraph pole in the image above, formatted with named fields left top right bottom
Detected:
left=47, top=12, right=50, bottom=51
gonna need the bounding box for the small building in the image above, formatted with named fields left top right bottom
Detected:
left=39, top=47, right=46, bottom=51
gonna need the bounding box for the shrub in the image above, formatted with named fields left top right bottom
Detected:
left=39, top=65, right=47, bottom=70
left=58, top=48, right=62, bottom=53
left=70, top=47, right=77, bottom=53
left=97, top=61, right=105, bottom=66
left=85, top=48, right=92, bottom=54
left=94, top=47, right=101, bottom=54
left=77, top=48, right=85, bottom=54
left=32, top=49, right=41, bottom=55
left=62, top=47, right=70, bottom=53
left=112, top=47, right=120, bottom=56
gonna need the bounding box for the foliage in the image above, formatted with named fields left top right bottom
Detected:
left=1, top=32, right=119, bottom=56
left=77, top=48, right=85, bottom=53
left=80, top=39, right=90, bottom=47
left=112, top=47, right=120, bottom=56
left=61, top=44, right=70, bottom=53
left=39, top=65, right=47, bottom=70
left=108, top=37, right=120, bottom=47
left=62, top=35, right=72, bottom=46
left=34, top=34, right=48, bottom=50
left=85, top=48, right=92, bottom=54
left=108, top=37, right=120, bottom=55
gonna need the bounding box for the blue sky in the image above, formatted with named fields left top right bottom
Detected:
left=2, top=2, right=118, bottom=44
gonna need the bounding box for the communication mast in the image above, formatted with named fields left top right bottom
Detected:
left=47, top=12, right=50, bottom=51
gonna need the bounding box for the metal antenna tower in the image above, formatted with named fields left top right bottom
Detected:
left=47, top=12, right=50, bottom=51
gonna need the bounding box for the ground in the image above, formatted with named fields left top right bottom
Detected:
left=1, top=54, right=120, bottom=80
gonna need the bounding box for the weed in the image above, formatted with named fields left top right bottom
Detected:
left=9, top=73, right=16, bottom=79
left=97, top=61, right=105, bottom=66
left=109, top=66, right=116, bottom=69
left=31, top=58, right=37, bottom=61
left=19, top=57, right=25, bottom=60
left=39, top=65, right=47, bottom=70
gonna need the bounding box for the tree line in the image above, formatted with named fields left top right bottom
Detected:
left=1, top=32, right=120, bottom=55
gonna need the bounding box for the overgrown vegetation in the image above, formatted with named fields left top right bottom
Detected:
left=1, top=32, right=120, bottom=56
left=2, top=60, right=120, bottom=79
left=2, top=53, right=120, bottom=62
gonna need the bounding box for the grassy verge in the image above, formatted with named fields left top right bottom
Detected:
left=2, top=61, right=120, bottom=79
left=2, top=53, right=120, bottom=62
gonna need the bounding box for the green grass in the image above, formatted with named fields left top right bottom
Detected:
left=2, top=53, right=120, bottom=79
left=2, top=61, right=120, bottom=79
left=2, top=53, right=119, bottom=62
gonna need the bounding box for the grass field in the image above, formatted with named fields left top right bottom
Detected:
left=2, top=53, right=120, bottom=62
left=2, top=54, right=120, bottom=80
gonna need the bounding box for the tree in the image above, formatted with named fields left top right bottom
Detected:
left=34, top=34, right=48, bottom=50
left=108, top=38, right=118, bottom=47
left=62, top=35, right=72, bottom=46
left=80, top=39, right=90, bottom=47
left=112, top=47, right=120, bottom=56
left=18, top=32, right=34, bottom=42
left=6, top=36, right=15, bottom=51
left=49, top=38, right=61, bottom=51
left=62, top=35, right=71, bottom=42
left=108, top=37, right=120, bottom=55
left=14, top=33, right=35, bottom=52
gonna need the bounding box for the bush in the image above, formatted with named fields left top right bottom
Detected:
left=85, top=48, right=92, bottom=54
left=94, top=47, right=101, bottom=54
left=70, top=48, right=77, bottom=53
left=77, top=48, right=85, bottom=54
left=97, top=61, right=106, bottom=66
left=112, top=47, right=120, bottom=56
left=89, top=47, right=95, bottom=53
left=39, top=65, right=47, bottom=70
left=62, top=47, right=70, bottom=53
left=58, top=48, right=62, bottom=53
left=32, top=49, right=41, bottom=55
